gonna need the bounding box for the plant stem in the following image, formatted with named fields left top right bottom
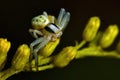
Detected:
left=0, top=68, right=21, bottom=80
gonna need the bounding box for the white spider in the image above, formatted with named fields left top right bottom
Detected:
left=29, top=8, right=70, bottom=70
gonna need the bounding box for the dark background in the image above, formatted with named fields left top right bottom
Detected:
left=0, top=0, right=120, bottom=80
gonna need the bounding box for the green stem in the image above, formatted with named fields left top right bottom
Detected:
left=76, top=40, right=86, bottom=49
left=0, top=68, right=21, bottom=80
left=24, top=56, right=53, bottom=71
left=75, top=46, right=120, bottom=59
left=32, top=64, right=54, bottom=72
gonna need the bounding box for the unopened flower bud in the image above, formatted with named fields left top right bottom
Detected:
left=38, top=39, right=60, bottom=57
left=100, top=25, right=119, bottom=48
left=83, top=16, right=101, bottom=41
left=11, top=44, right=30, bottom=70
left=0, top=38, right=11, bottom=70
left=53, top=46, right=77, bottom=68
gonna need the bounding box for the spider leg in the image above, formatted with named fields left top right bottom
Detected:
left=29, top=29, right=43, bottom=38
left=29, top=37, right=44, bottom=62
left=43, top=11, right=48, bottom=18
left=33, top=37, right=50, bottom=70
left=59, top=12, right=70, bottom=31
left=57, top=8, right=65, bottom=27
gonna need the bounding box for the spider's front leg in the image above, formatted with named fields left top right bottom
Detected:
left=56, top=8, right=70, bottom=31
left=29, top=29, right=43, bottom=39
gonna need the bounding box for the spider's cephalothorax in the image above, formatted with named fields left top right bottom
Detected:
left=29, top=8, right=70, bottom=70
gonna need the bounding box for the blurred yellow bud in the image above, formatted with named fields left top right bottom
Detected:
left=53, top=46, right=77, bottom=68
left=38, top=39, right=60, bottom=57
left=0, top=38, right=11, bottom=70
left=48, top=15, right=56, bottom=22
left=100, top=25, right=119, bottom=48
left=83, top=16, right=101, bottom=41
left=11, top=44, right=30, bottom=70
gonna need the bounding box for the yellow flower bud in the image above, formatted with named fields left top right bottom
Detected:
left=53, top=46, right=77, bottom=68
left=48, top=15, right=56, bottom=23
left=38, top=39, right=60, bottom=57
left=100, top=25, right=119, bottom=48
left=0, top=38, right=11, bottom=70
left=11, top=44, right=30, bottom=70
left=83, top=16, right=101, bottom=41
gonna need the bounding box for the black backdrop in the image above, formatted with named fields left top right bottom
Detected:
left=0, top=0, right=120, bottom=80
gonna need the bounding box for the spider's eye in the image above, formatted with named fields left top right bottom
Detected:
left=32, top=15, right=47, bottom=24
left=39, top=16, right=42, bottom=18
left=39, top=15, right=47, bottom=23
left=35, top=19, right=39, bottom=22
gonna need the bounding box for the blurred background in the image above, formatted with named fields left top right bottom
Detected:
left=0, top=0, right=120, bottom=80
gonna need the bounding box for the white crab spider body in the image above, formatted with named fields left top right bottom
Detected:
left=29, top=8, right=70, bottom=70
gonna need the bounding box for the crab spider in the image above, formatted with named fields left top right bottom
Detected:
left=29, top=8, right=70, bottom=70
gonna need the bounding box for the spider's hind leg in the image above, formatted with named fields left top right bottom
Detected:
left=32, top=37, right=50, bottom=71
left=29, top=37, right=44, bottom=61
left=29, top=37, right=45, bottom=71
